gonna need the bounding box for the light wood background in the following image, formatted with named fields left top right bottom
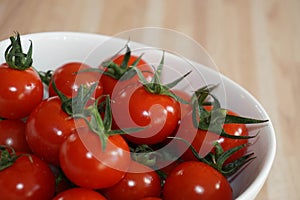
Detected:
left=0, top=0, right=299, bottom=199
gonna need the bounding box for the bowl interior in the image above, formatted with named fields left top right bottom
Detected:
left=0, top=32, right=276, bottom=199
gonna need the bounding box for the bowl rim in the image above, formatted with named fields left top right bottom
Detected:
left=218, top=69, right=277, bottom=200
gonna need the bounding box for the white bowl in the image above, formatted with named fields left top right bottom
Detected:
left=0, top=32, right=276, bottom=200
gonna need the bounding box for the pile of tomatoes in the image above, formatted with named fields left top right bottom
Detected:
left=0, top=33, right=267, bottom=200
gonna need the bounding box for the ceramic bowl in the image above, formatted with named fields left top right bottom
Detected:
left=0, top=31, right=276, bottom=199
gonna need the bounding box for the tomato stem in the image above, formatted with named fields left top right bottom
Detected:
left=4, top=32, right=33, bottom=70
left=51, top=80, right=97, bottom=116
left=0, top=145, right=32, bottom=171
left=167, top=137, right=255, bottom=177
left=131, top=145, right=159, bottom=167
left=73, top=95, right=144, bottom=151
left=191, top=84, right=268, bottom=139
left=38, top=70, right=53, bottom=86
left=132, top=52, right=191, bottom=104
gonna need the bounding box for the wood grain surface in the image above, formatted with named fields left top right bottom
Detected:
left=0, top=0, right=299, bottom=199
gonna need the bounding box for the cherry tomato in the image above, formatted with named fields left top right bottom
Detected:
left=102, top=161, right=161, bottom=200
left=139, top=197, right=162, bottom=200
left=48, top=62, right=103, bottom=100
left=53, top=188, right=107, bottom=200
left=25, top=96, right=86, bottom=165
left=59, top=127, right=131, bottom=189
left=163, top=161, right=232, bottom=200
left=216, top=109, right=249, bottom=164
left=0, top=119, right=31, bottom=153
left=176, top=106, right=248, bottom=164
left=0, top=63, right=43, bottom=119
left=100, top=53, right=153, bottom=97
left=112, top=85, right=181, bottom=145
left=0, top=153, right=56, bottom=200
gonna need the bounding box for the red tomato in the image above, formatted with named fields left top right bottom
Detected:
left=25, top=96, right=86, bottom=165
left=0, top=63, right=43, bottom=119
left=216, top=110, right=249, bottom=164
left=53, top=188, right=107, bottom=200
left=48, top=62, right=103, bottom=100
left=0, top=153, right=56, bottom=200
left=176, top=106, right=248, bottom=164
left=59, top=127, right=131, bottom=189
left=102, top=161, right=161, bottom=200
left=0, top=119, right=31, bottom=153
left=139, top=197, right=162, bottom=200
left=100, top=54, right=153, bottom=97
left=112, top=85, right=181, bottom=145
left=163, top=161, right=232, bottom=200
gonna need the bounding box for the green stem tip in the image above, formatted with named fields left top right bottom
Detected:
left=4, top=32, right=33, bottom=70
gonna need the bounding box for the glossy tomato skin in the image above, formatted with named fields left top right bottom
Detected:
left=0, top=119, right=31, bottom=153
left=175, top=110, right=218, bottom=160
left=112, top=86, right=181, bottom=145
left=102, top=161, right=161, bottom=200
left=0, top=154, right=56, bottom=200
left=218, top=110, right=249, bottom=164
left=53, top=188, right=107, bottom=200
left=176, top=106, right=249, bottom=164
left=101, top=54, right=153, bottom=97
left=48, top=62, right=103, bottom=99
left=25, top=96, right=85, bottom=165
left=163, top=161, right=232, bottom=200
left=59, top=127, right=131, bottom=189
left=0, top=63, right=43, bottom=119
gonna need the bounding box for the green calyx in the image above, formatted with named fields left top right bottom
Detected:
left=38, top=70, right=53, bottom=86
left=191, top=84, right=268, bottom=139
left=130, top=144, right=177, bottom=168
left=102, top=44, right=145, bottom=80
left=133, top=52, right=191, bottom=104
left=73, top=95, right=144, bottom=151
left=0, top=145, right=32, bottom=171
left=77, top=44, right=147, bottom=80
left=205, top=142, right=255, bottom=176
left=168, top=136, right=254, bottom=177
left=51, top=80, right=96, bottom=116
left=4, top=32, right=33, bottom=70
left=52, top=79, right=143, bottom=151
left=131, top=144, right=159, bottom=167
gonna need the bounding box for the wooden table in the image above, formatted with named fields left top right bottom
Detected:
left=0, top=0, right=299, bottom=199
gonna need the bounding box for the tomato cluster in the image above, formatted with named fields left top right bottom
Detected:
left=0, top=33, right=268, bottom=200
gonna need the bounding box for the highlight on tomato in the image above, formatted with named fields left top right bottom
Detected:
left=0, top=119, right=31, bottom=153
